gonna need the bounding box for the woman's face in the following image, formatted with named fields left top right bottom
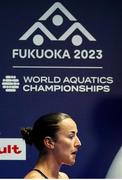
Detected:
left=53, top=118, right=81, bottom=166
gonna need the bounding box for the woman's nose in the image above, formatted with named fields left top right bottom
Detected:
left=75, top=136, right=81, bottom=147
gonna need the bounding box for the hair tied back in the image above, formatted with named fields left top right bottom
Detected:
left=21, top=127, right=33, bottom=145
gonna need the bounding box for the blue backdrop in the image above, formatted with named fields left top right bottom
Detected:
left=0, top=0, right=122, bottom=178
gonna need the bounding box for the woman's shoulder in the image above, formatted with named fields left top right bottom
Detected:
left=24, top=170, right=69, bottom=179
left=24, top=170, right=45, bottom=179
left=59, top=172, right=69, bottom=179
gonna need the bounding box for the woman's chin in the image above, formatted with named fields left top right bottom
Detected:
left=64, top=159, right=76, bottom=166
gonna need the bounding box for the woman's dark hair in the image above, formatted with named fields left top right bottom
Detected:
left=21, top=112, right=71, bottom=155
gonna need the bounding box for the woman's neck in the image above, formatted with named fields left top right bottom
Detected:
left=34, top=154, right=61, bottom=178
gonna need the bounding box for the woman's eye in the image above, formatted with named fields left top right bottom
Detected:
left=69, top=135, right=74, bottom=139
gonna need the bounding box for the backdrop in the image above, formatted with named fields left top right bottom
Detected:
left=0, top=0, right=122, bottom=178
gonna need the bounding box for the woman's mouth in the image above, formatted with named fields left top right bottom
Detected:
left=71, top=151, right=77, bottom=155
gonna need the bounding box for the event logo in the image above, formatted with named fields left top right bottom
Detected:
left=2, top=75, right=20, bottom=92
left=0, top=138, right=26, bottom=160
left=19, top=2, right=96, bottom=46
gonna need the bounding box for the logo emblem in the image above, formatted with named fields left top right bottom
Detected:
left=2, top=75, right=20, bottom=92
left=19, top=2, right=96, bottom=46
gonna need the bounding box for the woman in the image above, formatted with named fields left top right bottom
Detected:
left=21, top=112, right=81, bottom=179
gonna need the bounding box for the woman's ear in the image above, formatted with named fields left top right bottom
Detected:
left=43, top=136, right=55, bottom=149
